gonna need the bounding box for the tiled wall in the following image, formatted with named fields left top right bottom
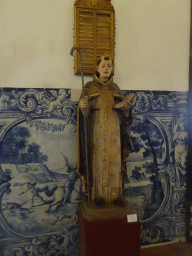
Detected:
left=0, top=88, right=187, bottom=255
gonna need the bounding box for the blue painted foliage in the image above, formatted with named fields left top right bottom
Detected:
left=0, top=88, right=188, bottom=254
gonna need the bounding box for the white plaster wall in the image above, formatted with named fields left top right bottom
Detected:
left=0, top=0, right=190, bottom=91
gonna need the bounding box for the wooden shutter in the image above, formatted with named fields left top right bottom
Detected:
left=74, top=0, right=115, bottom=75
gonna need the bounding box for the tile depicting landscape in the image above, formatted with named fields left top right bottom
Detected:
left=0, top=88, right=188, bottom=255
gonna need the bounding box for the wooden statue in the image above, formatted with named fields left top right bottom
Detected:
left=77, top=56, right=135, bottom=211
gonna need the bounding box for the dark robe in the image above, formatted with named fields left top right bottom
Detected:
left=77, top=74, right=133, bottom=201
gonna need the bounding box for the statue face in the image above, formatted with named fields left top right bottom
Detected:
left=97, top=58, right=113, bottom=81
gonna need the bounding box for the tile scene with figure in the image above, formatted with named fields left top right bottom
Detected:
left=0, top=88, right=187, bottom=255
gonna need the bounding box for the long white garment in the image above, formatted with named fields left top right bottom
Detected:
left=90, top=86, right=122, bottom=201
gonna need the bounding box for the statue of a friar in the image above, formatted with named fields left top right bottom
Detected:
left=77, top=56, right=135, bottom=209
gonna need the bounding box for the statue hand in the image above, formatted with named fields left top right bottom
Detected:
left=79, top=97, right=90, bottom=117
left=114, top=101, right=131, bottom=110
left=79, top=98, right=89, bottom=109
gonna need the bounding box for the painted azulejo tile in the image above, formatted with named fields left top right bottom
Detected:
left=0, top=88, right=188, bottom=254
left=0, top=88, right=80, bottom=256
left=123, top=90, right=188, bottom=245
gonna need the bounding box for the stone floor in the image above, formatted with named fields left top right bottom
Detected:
left=141, top=242, right=192, bottom=256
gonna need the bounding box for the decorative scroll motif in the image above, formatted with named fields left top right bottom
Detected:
left=0, top=89, right=188, bottom=254
left=173, top=190, right=186, bottom=215
left=127, top=91, right=188, bottom=114
left=161, top=120, right=172, bottom=138
left=129, top=91, right=165, bottom=113
left=141, top=226, right=163, bottom=244
left=168, top=91, right=188, bottom=103
left=0, top=89, right=77, bottom=122
left=9, top=227, right=79, bottom=256
left=141, top=222, right=186, bottom=245
left=0, top=88, right=80, bottom=256
left=124, top=90, right=187, bottom=245
left=74, top=0, right=115, bottom=75
left=75, top=0, right=114, bottom=10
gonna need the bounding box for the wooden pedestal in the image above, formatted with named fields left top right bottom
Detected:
left=78, top=205, right=141, bottom=256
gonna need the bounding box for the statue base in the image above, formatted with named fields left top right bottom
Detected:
left=78, top=204, right=141, bottom=256
left=80, top=198, right=133, bottom=221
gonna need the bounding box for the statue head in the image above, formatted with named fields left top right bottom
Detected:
left=96, top=56, right=113, bottom=82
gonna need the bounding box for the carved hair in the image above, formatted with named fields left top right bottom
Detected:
left=97, top=56, right=113, bottom=66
